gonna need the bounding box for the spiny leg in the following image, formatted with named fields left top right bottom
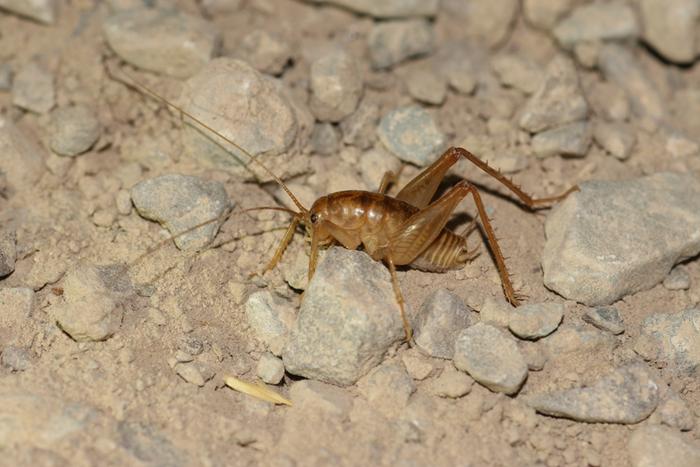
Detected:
left=262, top=215, right=300, bottom=274
left=385, top=255, right=413, bottom=342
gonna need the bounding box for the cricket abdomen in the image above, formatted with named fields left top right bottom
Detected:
left=410, top=228, right=473, bottom=272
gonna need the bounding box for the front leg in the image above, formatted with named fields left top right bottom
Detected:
left=307, top=220, right=361, bottom=283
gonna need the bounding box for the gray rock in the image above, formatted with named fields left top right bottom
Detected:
left=523, top=0, right=576, bottom=30
left=427, top=365, right=474, bottom=398
left=542, top=173, right=700, bottom=306
left=634, top=308, right=700, bottom=375
left=309, top=51, right=363, bottom=122
left=12, top=61, right=54, bottom=114
left=368, top=19, right=434, bottom=70
left=0, top=0, right=55, bottom=23
left=583, top=306, right=625, bottom=335
left=638, top=0, right=700, bottom=64
left=283, top=248, right=404, bottom=386
left=310, top=123, right=339, bottom=156
left=179, top=58, right=299, bottom=175
left=542, top=325, right=616, bottom=356
left=628, top=425, right=700, bottom=467
left=593, top=121, right=636, bottom=160
left=525, top=364, right=658, bottom=424
left=553, top=2, right=639, bottom=49
left=49, top=105, right=101, bottom=157
left=235, top=30, right=291, bottom=76
left=1, top=345, right=31, bottom=371
left=519, top=55, right=588, bottom=133
left=508, top=302, right=564, bottom=339
left=307, top=0, right=439, bottom=18
left=289, top=380, right=353, bottom=416
left=377, top=105, right=446, bottom=166
left=598, top=44, right=665, bottom=121
left=131, top=174, right=231, bottom=251
left=103, top=7, right=219, bottom=78
left=658, top=393, right=696, bottom=431
left=256, top=352, right=285, bottom=384
left=52, top=263, right=132, bottom=342
left=663, top=265, right=691, bottom=290
left=340, top=100, right=379, bottom=150
left=0, top=230, right=16, bottom=278
left=404, top=68, right=447, bottom=105
left=453, top=323, right=528, bottom=395
left=245, top=291, right=296, bottom=357
left=358, top=360, right=416, bottom=416
left=479, top=297, right=512, bottom=328
left=414, top=289, right=473, bottom=358
left=531, top=121, right=592, bottom=158
left=492, top=54, right=543, bottom=95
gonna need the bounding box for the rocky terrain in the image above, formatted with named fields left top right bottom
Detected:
left=0, top=0, right=699, bottom=465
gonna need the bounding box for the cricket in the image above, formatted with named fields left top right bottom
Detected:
left=119, top=68, right=578, bottom=342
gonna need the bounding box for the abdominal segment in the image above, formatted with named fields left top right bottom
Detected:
left=410, top=229, right=472, bottom=272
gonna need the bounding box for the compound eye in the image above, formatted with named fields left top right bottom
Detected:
left=310, top=213, right=319, bottom=224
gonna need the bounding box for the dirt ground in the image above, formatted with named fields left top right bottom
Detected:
left=0, top=0, right=699, bottom=466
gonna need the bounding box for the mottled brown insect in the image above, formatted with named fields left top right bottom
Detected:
left=119, top=70, right=577, bottom=341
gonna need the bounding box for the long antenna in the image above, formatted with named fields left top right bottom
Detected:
left=109, top=64, right=308, bottom=214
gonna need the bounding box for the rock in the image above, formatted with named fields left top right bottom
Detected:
left=582, top=306, right=625, bottom=335
left=658, top=393, right=695, bottom=431
left=598, top=44, right=665, bottom=121
left=525, top=364, right=658, bottom=424
left=103, top=7, right=220, bottom=78
left=427, top=365, right=474, bottom=398
left=453, top=323, right=528, bottom=395
left=173, top=362, right=205, bottom=387
left=482, top=149, right=529, bottom=174
left=519, top=55, right=588, bottom=133
left=310, top=123, right=339, bottom=155
left=593, top=121, right=636, bottom=160
left=358, top=360, right=416, bottom=416
left=283, top=248, right=404, bottom=386
left=663, top=265, right=691, bottom=291
left=492, top=54, right=543, bottom=95
left=340, top=100, right=379, bottom=149
left=479, top=297, right=512, bottom=328
left=638, top=0, right=700, bottom=64
left=49, top=105, right=101, bottom=157
left=307, top=0, right=439, bottom=18
left=553, top=2, right=639, bottom=49
left=446, top=65, right=477, bottom=95
left=414, top=289, right=473, bottom=359
left=542, top=173, right=700, bottom=306
left=508, top=302, right=564, bottom=339
left=634, top=308, right=700, bottom=374
left=245, top=291, right=296, bottom=357
left=131, top=174, right=231, bottom=251
left=256, top=353, right=285, bottom=385
left=404, top=68, right=447, bottom=105
left=235, top=30, right=291, bottom=75
left=531, top=121, right=592, bottom=158
left=628, top=425, right=700, bottom=467
left=377, top=105, right=446, bottom=166
left=0, top=230, right=17, bottom=278
left=0, top=63, right=11, bottom=90
left=115, top=189, right=132, bottom=215
left=51, top=263, right=132, bottom=342
left=12, top=61, right=55, bottom=114
left=400, top=350, right=434, bottom=380
left=289, top=380, right=353, bottom=416
left=0, top=0, right=56, bottom=23
left=309, top=51, right=363, bottom=122
left=523, top=0, right=575, bottom=30
left=542, top=325, right=616, bottom=356
left=179, top=58, right=299, bottom=175
left=519, top=341, right=547, bottom=371
left=1, top=345, right=31, bottom=371
left=665, top=132, right=699, bottom=158
left=587, top=81, right=630, bottom=122
left=368, top=19, right=434, bottom=70
left=449, top=0, right=519, bottom=48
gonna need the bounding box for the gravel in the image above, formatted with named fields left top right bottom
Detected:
left=368, top=19, right=434, bottom=70
left=634, top=308, right=700, bottom=375
left=542, top=173, right=700, bottom=306
left=525, top=364, right=658, bottom=424
left=103, top=7, right=220, bottom=78
left=453, top=323, right=528, bottom=395
left=582, top=306, right=625, bottom=335
left=256, top=353, right=286, bottom=384
left=508, top=302, right=564, bottom=339
left=637, top=0, right=700, bottom=64
left=377, top=105, right=446, bottom=166
left=553, top=2, right=639, bottom=49
left=531, top=121, right=592, bottom=158
left=307, top=0, right=439, bottom=18
left=283, top=248, right=404, bottom=386
left=245, top=291, right=296, bottom=357
left=309, top=51, right=363, bottom=122
left=628, top=425, right=700, bottom=467
left=131, top=174, right=231, bottom=251
left=12, top=61, right=55, bottom=114
left=413, top=289, right=473, bottom=359
left=49, top=105, right=101, bottom=157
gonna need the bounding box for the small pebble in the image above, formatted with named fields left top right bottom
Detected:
left=582, top=306, right=625, bottom=335
left=0, top=0, right=56, bottom=23
left=492, top=54, right=543, bottom=95
left=658, top=393, right=696, bottom=431
left=115, top=189, right=132, bottom=215
left=0, top=63, right=12, bottom=90
left=666, top=132, right=699, bottom=158
left=235, top=30, right=291, bottom=75
left=377, top=105, right=446, bottom=166
left=309, top=51, right=363, bottom=123
left=414, top=289, right=473, bottom=359
left=92, top=209, right=116, bottom=227
left=531, top=121, right=592, bottom=158
left=12, top=62, right=55, bottom=114
left=49, top=105, right=101, bottom=157
left=368, top=19, right=434, bottom=70
left=634, top=308, right=700, bottom=375
left=1, top=345, right=31, bottom=372
left=508, top=302, right=564, bottom=339
left=401, top=350, right=434, bottom=380
left=0, top=230, right=17, bottom=278
left=428, top=365, right=474, bottom=398
left=523, top=0, right=574, bottom=30
left=663, top=265, right=691, bottom=291
left=174, top=362, right=205, bottom=387
left=593, top=121, right=636, bottom=160
left=479, top=297, right=512, bottom=328
left=310, top=123, right=340, bottom=156
left=518, top=341, right=547, bottom=371
left=256, top=353, right=285, bottom=385
left=446, top=65, right=477, bottom=95
left=542, top=325, right=616, bottom=356
left=340, top=100, right=379, bottom=149
left=358, top=360, right=415, bottom=417
left=638, top=0, right=700, bottom=64
left=404, top=68, right=446, bottom=105
left=245, top=291, right=296, bottom=356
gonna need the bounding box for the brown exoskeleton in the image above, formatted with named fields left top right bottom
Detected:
left=118, top=71, right=578, bottom=341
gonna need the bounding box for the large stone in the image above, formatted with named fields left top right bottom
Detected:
left=634, top=308, right=700, bottom=375
left=525, top=364, right=658, bottom=424
left=283, top=248, right=404, bottom=386
left=638, top=0, right=700, bottom=64
left=543, top=173, right=700, bottom=306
